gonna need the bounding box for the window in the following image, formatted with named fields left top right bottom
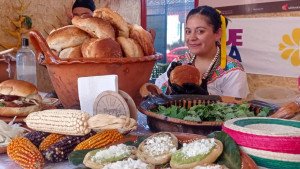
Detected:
left=144, top=0, right=197, bottom=63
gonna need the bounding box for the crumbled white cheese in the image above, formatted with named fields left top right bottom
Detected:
left=91, top=144, right=131, bottom=163
left=181, top=138, right=215, bottom=158
left=193, top=165, right=225, bottom=169
left=103, top=158, right=149, bottom=169
left=144, top=134, right=176, bottom=156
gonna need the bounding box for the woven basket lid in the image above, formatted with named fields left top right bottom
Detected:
left=93, top=91, right=130, bottom=117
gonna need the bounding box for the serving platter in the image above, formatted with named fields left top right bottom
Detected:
left=69, top=132, right=257, bottom=169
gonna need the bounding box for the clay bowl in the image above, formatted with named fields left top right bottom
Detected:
left=138, top=83, right=279, bottom=135
left=29, top=30, right=161, bottom=109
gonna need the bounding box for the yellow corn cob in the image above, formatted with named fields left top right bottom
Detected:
left=74, top=129, right=124, bottom=150
left=7, top=137, right=44, bottom=169
left=39, top=133, right=65, bottom=151
left=24, top=109, right=91, bottom=136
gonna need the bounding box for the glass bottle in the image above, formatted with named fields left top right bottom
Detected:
left=16, top=38, right=37, bottom=86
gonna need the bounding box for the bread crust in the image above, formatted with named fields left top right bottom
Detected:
left=0, top=80, right=39, bottom=98
left=136, top=132, right=178, bottom=165
left=72, top=16, right=115, bottom=40
left=170, top=65, right=201, bottom=86
left=59, top=45, right=83, bottom=59
left=0, top=104, right=41, bottom=117
left=81, top=38, right=123, bottom=58
left=117, top=37, right=143, bottom=58
left=170, top=139, right=223, bottom=169
left=46, top=25, right=90, bottom=52
left=129, top=24, right=155, bottom=56
left=93, top=7, right=129, bottom=38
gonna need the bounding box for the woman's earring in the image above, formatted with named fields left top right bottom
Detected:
left=215, top=41, right=221, bottom=46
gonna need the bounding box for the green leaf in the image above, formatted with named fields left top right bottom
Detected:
left=23, top=15, right=32, bottom=29
left=183, top=115, right=201, bottom=122
left=208, top=131, right=241, bottom=169
left=0, top=102, right=4, bottom=107
left=68, top=148, right=95, bottom=166
left=225, top=113, right=235, bottom=121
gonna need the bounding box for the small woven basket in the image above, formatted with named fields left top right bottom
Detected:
left=223, top=117, right=300, bottom=169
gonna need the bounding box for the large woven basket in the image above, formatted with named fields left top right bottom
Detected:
left=223, top=117, right=300, bottom=169
left=138, top=83, right=279, bottom=135
left=29, top=30, right=161, bottom=109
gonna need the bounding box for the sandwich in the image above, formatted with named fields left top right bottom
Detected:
left=170, top=138, right=223, bottom=169
left=0, top=80, right=42, bottom=117
left=136, top=132, right=178, bottom=165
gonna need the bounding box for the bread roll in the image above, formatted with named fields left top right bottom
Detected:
left=129, top=24, right=155, bottom=56
left=72, top=16, right=115, bottom=40
left=170, top=65, right=201, bottom=86
left=117, top=37, right=143, bottom=57
left=46, top=25, right=90, bottom=53
left=0, top=80, right=41, bottom=101
left=93, top=7, right=129, bottom=37
left=59, top=45, right=82, bottom=59
left=81, top=38, right=122, bottom=58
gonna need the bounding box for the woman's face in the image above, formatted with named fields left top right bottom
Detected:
left=185, top=14, right=221, bottom=56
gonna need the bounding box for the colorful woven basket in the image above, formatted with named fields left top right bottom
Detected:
left=222, top=117, right=300, bottom=169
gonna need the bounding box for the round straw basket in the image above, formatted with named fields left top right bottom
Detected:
left=222, top=117, right=300, bottom=168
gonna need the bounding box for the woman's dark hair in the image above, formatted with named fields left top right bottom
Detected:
left=186, top=5, right=228, bottom=33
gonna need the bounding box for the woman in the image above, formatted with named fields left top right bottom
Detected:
left=155, top=5, right=249, bottom=98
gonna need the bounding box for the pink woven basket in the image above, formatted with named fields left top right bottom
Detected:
left=222, top=117, right=300, bottom=169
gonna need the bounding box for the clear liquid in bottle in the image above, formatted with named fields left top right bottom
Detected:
left=16, top=38, right=37, bottom=86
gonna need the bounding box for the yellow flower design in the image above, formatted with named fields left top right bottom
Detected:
left=278, top=28, right=300, bottom=66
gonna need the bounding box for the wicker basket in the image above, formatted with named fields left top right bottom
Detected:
left=223, top=117, right=300, bottom=169
left=29, top=30, right=161, bottom=109
left=138, top=83, right=279, bottom=135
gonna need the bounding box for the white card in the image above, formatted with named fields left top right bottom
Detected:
left=78, top=75, right=118, bottom=115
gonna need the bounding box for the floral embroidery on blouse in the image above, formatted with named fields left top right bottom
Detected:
left=209, top=57, right=244, bottom=83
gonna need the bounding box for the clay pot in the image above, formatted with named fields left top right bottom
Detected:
left=0, top=58, right=15, bottom=82
left=29, top=30, right=161, bottom=109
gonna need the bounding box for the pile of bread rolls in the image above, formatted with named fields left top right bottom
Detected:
left=46, top=8, right=155, bottom=59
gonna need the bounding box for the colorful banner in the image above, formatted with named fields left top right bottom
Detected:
left=217, top=0, right=300, bottom=15
left=226, top=17, right=300, bottom=78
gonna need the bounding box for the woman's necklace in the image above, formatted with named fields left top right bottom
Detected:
left=189, top=47, right=220, bottom=79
